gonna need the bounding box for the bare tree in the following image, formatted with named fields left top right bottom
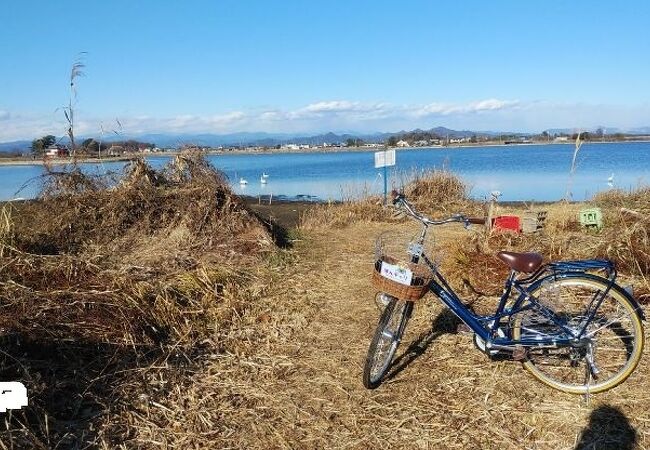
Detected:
left=564, top=131, right=583, bottom=201
left=98, top=118, right=124, bottom=159
left=62, top=53, right=87, bottom=158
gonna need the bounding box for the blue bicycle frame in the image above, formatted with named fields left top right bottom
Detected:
left=422, top=255, right=644, bottom=351
left=394, top=192, right=644, bottom=353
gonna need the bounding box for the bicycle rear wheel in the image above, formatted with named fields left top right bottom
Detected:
left=512, top=275, right=644, bottom=394
left=363, top=296, right=413, bottom=389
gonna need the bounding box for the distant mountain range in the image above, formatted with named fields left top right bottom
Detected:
left=543, top=126, right=650, bottom=135
left=2, top=125, right=649, bottom=153
left=97, top=127, right=525, bottom=148
left=0, top=140, right=31, bottom=153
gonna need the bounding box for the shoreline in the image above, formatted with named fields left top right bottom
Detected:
left=0, top=156, right=137, bottom=167
left=1, top=139, right=649, bottom=166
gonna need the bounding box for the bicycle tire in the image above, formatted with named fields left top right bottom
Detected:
left=512, top=275, right=644, bottom=394
left=363, top=297, right=413, bottom=389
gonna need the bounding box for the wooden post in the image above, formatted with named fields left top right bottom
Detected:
left=487, top=191, right=501, bottom=232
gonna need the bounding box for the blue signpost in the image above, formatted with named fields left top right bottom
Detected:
left=374, top=149, right=396, bottom=204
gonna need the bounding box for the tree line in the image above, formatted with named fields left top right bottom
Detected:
left=30, top=135, right=155, bottom=156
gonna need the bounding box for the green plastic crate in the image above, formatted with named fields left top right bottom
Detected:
left=579, top=207, right=603, bottom=229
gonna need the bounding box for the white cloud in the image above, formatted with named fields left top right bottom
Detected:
left=289, top=101, right=391, bottom=120
left=258, top=110, right=285, bottom=122
left=0, top=112, right=67, bottom=141
left=410, top=99, right=520, bottom=118
left=469, top=98, right=520, bottom=112
left=1, top=99, right=649, bottom=142
left=303, top=100, right=361, bottom=113
left=208, top=111, right=246, bottom=124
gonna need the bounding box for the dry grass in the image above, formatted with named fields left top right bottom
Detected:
left=24, top=156, right=272, bottom=265
left=404, top=168, right=483, bottom=217
left=0, top=153, right=280, bottom=447
left=0, top=204, right=14, bottom=256
left=593, top=186, right=650, bottom=213
left=300, top=195, right=393, bottom=229
left=301, top=169, right=483, bottom=229
left=594, top=191, right=650, bottom=300
left=445, top=189, right=650, bottom=304
left=1, top=163, right=649, bottom=448
left=95, top=220, right=649, bottom=449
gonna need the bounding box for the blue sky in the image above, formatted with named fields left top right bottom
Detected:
left=1, top=0, right=649, bottom=141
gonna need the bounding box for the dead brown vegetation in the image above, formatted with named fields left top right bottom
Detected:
left=1, top=161, right=648, bottom=448
left=300, top=195, right=392, bottom=228
left=0, top=153, right=279, bottom=447
left=445, top=189, right=650, bottom=304
left=301, top=169, right=483, bottom=229
left=404, top=168, right=483, bottom=217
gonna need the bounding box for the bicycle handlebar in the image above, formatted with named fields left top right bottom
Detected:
left=391, top=190, right=485, bottom=227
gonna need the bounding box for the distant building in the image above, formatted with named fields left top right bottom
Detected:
left=396, top=140, right=410, bottom=147
left=108, top=145, right=125, bottom=156
left=554, top=136, right=569, bottom=142
left=45, top=146, right=69, bottom=157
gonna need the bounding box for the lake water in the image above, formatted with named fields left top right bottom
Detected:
left=1, top=142, right=649, bottom=202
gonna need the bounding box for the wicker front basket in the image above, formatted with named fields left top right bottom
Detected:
left=372, top=255, right=433, bottom=301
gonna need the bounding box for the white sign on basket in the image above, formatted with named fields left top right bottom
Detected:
left=0, top=382, right=28, bottom=413
left=380, top=261, right=413, bottom=286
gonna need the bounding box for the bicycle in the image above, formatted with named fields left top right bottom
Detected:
left=363, top=192, right=645, bottom=394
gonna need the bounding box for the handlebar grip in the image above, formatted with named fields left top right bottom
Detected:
left=466, top=217, right=486, bottom=225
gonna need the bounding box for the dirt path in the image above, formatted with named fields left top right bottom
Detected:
left=251, top=222, right=650, bottom=449
left=134, top=221, right=650, bottom=448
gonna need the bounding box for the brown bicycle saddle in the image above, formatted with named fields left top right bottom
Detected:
left=496, top=251, right=543, bottom=273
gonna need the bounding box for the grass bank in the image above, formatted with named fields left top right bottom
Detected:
left=1, top=165, right=648, bottom=448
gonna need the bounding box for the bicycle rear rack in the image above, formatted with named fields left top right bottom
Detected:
left=547, top=259, right=614, bottom=275
left=518, top=259, right=616, bottom=285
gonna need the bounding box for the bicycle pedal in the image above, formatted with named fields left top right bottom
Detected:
left=512, top=346, right=527, bottom=361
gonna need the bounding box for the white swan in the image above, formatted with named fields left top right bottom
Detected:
left=239, top=177, right=248, bottom=185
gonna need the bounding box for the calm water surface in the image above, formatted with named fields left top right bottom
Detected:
left=1, top=142, right=649, bottom=202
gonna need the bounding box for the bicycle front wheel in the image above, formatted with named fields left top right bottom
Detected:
left=363, top=296, right=413, bottom=389
left=512, top=275, right=644, bottom=394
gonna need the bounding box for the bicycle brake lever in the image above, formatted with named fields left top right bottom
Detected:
left=453, top=215, right=471, bottom=229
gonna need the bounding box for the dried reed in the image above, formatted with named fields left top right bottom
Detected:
left=301, top=169, right=483, bottom=229
left=1, top=163, right=648, bottom=448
